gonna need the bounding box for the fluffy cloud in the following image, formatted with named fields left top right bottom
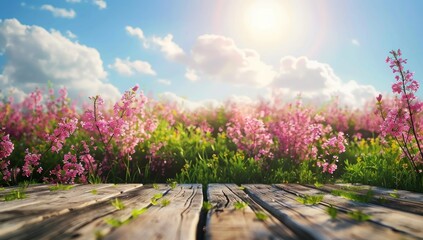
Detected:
left=188, top=34, right=276, bottom=87
left=0, top=19, right=120, bottom=102
left=159, top=92, right=221, bottom=111
left=125, top=26, right=145, bottom=41
left=93, top=0, right=107, bottom=10
left=109, top=58, right=156, bottom=76
left=41, top=5, right=76, bottom=18
left=66, top=30, right=77, bottom=39
left=151, top=34, right=185, bottom=60
left=126, top=26, right=184, bottom=60
left=185, top=68, right=198, bottom=81
left=272, top=56, right=377, bottom=107
left=125, top=25, right=378, bottom=108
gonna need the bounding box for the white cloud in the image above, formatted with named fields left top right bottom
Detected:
left=109, top=58, right=156, bottom=76
left=159, top=92, right=221, bottom=111
left=185, top=68, right=198, bottom=81
left=125, top=26, right=145, bottom=40
left=66, top=0, right=81, bottom=3
left=352, top=39, right=360, bottom=46
left=41, top=5, right=76, bottom=19
left=66, top=30, right=77, bottom=39
left=188, top=34, right=276, bottom=87
left=0, top=18, right=120, bottom=102
left=272, top=56, right=377, bottom=108
left=93, top=0, right=107, bottom=9
left=126, top=26, right=184, bottom=60
left=157, top=79, right=171, bottom=85
left=151, top=34, right=185, bottom=60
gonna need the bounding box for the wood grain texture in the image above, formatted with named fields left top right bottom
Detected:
left=275, top=184, right=423, bottom=239
left=307, top=183, right=423, bottom=215
left=0, top=184, right=142, bottom=238
left=205, top=184, right=298, bottom=240
left=245, top=184, right=415, bottom=240
left=105, top=184, right=203, bottom=240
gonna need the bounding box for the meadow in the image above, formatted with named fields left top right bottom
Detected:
left=1, top=50, right=422, bottom=192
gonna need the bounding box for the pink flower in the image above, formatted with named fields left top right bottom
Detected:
left=376, top=94, right=382, bottom=103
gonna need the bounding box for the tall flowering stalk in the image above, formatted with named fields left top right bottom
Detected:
left=378, top=49, right=423, bottom=173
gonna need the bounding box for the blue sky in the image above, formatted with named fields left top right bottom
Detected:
left=1, top=0, right=422, bottom=108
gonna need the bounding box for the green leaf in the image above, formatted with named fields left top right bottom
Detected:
left=111, top=198, right=125, bottom=210
left=255, top=211, right=268, bottom=221
left=131, top=207, right=148, bottom=218
left=234, top=201, right=248, bottom=210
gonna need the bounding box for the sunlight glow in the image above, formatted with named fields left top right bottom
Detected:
left=244, top=0, right=290, bottom=45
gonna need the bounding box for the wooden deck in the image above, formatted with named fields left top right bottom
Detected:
left=1, top=183, right=422, bottom=239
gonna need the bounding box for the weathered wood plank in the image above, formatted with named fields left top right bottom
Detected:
left=308, top=183, right=423, bottom=215
left=275, top=184, right=423, bottom=239
left=105, top=184, right=203, bottom=240
left=0, top=184, right=142, bottom=237
left=206, top=184, right=298, bottom=240
left=245, top=184, right=415, bottom=240
left=334, top=183, right=423, bottom=203
left=0, top=184, right=168, bottom=240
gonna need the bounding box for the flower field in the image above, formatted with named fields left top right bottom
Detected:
left=1, top=50, right=422, bottom=192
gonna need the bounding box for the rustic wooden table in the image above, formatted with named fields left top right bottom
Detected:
left=1, top=183, right=422, bottom=239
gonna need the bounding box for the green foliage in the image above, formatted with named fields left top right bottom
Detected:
left=160, top=198, right=171, bottom=207
left=341, top=138, right=423, bottom=192
left=49, top=184, right=74, bottom=191
left=153, top=183, right=159, bottom=190
left=167, top=179, right=177, bottom=189
left=255, top=211, right=268, bottom=221
left=111, top=198, right=125, bottom=210
left=326, top=205, right=338, bottom=219
left=151, top=193, right=163, bottom=205
left=331, top=189, right=374, bottom=203
left=4, top=188, right=26, bottom=201
left=105, top=218, right=126, bottom=228
left=234, top=201, right=248, bottom=210
left=202, top=201, right=213, bottom=211
left=131, top=207, right=148, bottom=218
left=91, top=189, right=98, bottom=195
left=296, top=194, right=324, bottom=205
left=389, top=190, right=400, bottom=198
left=348, top=210, right=371, bottom=222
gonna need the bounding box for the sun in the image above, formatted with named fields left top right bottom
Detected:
left=244, top=0, right=289, bottom=45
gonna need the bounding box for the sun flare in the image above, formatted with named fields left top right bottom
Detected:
left=244, top=0, right=289, bottom=45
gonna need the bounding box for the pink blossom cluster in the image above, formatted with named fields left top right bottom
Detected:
left=22, top=149, right=42, bottom=177
left=47, top=117, right=78, bottom=153
left=0, top=130, right=14, bottom=181
left=47, top=153, right=85, bottom=184
left=378, top=49, right=423, bottom=172
left=227, top=116, right=274, bottom=160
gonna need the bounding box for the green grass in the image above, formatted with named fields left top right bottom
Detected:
left=111, top=198, right=125, bottom=210
left=331, top=189, right=374, bottom=203
left=234, top=201, right=248, bottom=210
left=131, top=207, right=148, bottom=218
left=389, top=190, right=400, bottom=198
left=326, top=205, right=338, bottom=219
left=255, top=211, right=268, bottom=221
left=151, top=193, right=164, bottom=206
left=296, top=194, right=324, bottom=205
left=161, top=198, right=171, bottom=207
left=49, top=184, right=74, bottom=191
left=4, top=189, right=26, bottom=201
left=202, top=201, right=213, bottom=211
left=348, top=210, right=371, bottom=222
